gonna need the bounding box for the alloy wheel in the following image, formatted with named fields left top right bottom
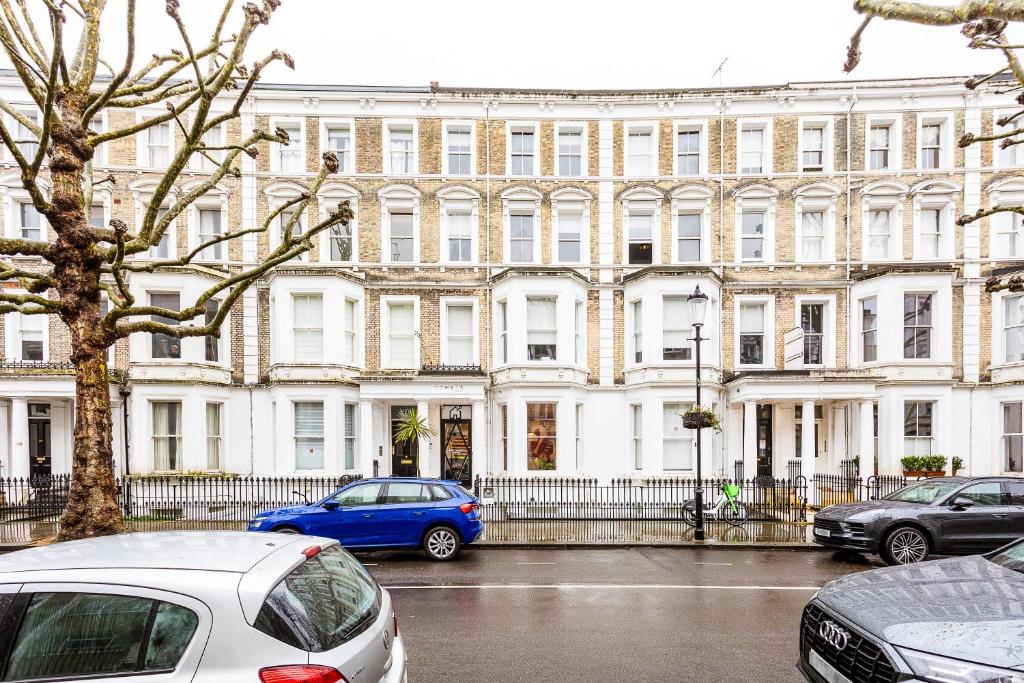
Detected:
left=889, top=529, right=928, bottom=564
left=427, top=529, right=458, bottom=559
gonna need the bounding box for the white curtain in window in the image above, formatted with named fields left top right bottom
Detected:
left=153, top=402, right=181, bottom=472
left=739, top=302, right=764, bottom=334
left=294, top=402, right=325, bottom=470
left=206, top=403, right=221, bottom=470
left=447, top=305, right=474, bottom=365
left=388, top=303, right=415, bottom=366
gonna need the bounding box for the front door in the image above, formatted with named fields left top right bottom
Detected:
left=937, top=481, right=1010, bottom=553
left=28, top=403, right=51, bottom=481
left=391, top=406, right=419, bottom=477
left=441, top=405, right=472, bottom=486
left=756, top=405, right=773, bottom=479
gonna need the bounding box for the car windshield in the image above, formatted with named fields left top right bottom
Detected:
left=883, top=480, right=962, bottom=504
left=989, top=541, right=1024, bottom=574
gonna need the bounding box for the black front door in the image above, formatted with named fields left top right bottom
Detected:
left=390, top=406, right=419, bottom=477
left=441, top=405, right=472, bottom=486
left=28, top=403, right=51, bottom=481
left=756, top=405, right=773, bottom=479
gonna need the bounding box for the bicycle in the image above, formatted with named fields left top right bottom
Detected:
left=682, top=483, right=749, bottom=527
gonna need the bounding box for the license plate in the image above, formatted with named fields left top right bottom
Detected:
left=814, top=528, right=831, bottom=538
left=809, top=650, right=852, bottom=683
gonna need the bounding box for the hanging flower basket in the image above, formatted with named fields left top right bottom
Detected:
left=681, top=406, right=721, bottom=432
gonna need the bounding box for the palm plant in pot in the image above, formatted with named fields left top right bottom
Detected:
left=681, top=405, right=722, bottom=432
left=392, top=409, right=436, bottom=446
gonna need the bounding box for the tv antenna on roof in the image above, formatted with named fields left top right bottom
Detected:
left=712, top=56, right=729, bottom=88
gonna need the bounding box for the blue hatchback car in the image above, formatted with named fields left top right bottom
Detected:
left=247, top=477, right=484, bottom=560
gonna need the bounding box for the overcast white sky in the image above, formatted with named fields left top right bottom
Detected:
left=10, top=0, right=1022, bottom=89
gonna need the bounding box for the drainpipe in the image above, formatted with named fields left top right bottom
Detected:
left=484, top=100, right=493, bottom=476
left=248, top=384, right=255, bottom=475
left=845, top=89, right=857, bottom=464
left=118, top=383, right=131, bottom=516
left=718, top=94, right=726, bottom=475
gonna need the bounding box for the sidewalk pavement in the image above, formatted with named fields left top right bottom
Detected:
left=0, top=516, right=820, bottom=551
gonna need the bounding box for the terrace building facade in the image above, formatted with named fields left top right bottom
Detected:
left=0, top=72, right=1022, bottom=484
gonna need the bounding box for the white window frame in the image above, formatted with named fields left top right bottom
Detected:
left=860, top=182, right=908, bottom=262
left=136, top=113, right=173, bottom=170
left=864, top=114, right=902, bottom=172
left=130, top=182, right=178, bottom=260
left=734, top=184, right=777, bottom=264
left=438, top=185, right=480, bottom=265
left=985, top=179, right=1024, bottom=260
left=798, top=116, right=833, bottom=173
left=506, top=121, right=539, bottom=177
left=573, top=297, right=586, bottom=366
left=291, top=291, right=324, bottom=363
left=383, top=119, right=418, bottom=175
left=205, top=401, right=224, bottom=472
left=737, top=118, right=772, bottom=176
left=917, top=112, right=954, bottom=171
left=88, top=111, right=108, bottom=167
left=795, top=294, right=836, bottom=368
left=151, top=400, right=184, bottom=473
left=734, top=295, right=775, bottom=369
left=5, top=105, right=39, bottom=163
left=317, top=183, right=359, bottom=264
left=551, top=188, right=592, bottom=265
left=343, top=297, right=361, bottom=366
left=319, top=118, right=355, bottom=175
left=911, top=181, right=958, bottom=260
left=443, top=120, right=476, bottom=177
left=661, top=295, right=694, bottom=363
left=9, top=196, right=45, bottom=242
left=671, top=185, right=713, bottom=264
left=343, top=402, right=358, bottom=471
left=381, top=295, right=420, bottom=369
left=902, top=291, right=935, bottom=361
left=501, top=187, right=542, bottom=264
left=628, top=298, right=643, bottom=366
left=621, top=187, right=663, bottom=266
left=293, top=400, right=326, bottom=471
left=495, top=299, right=509, bottom=366
left=525, top=294, right=559, bottom=362
left=263, top=181, right=308, bottom=260
left=554, top=122, right=587, bottom=178
left=662, top=401, right=695, bottom=472
left=624, top=122, right=658, bottom=178
left=378, top=184, right=421, bottom=264
left=187, top=187, right=228, bottom=262
left=673, top=120, right=707, bottom=177
left=192, top=122, right=225, bottom=172
left=440, top=296, right=479, bottom=366
left=903, top=400, right=935, bottom=457
left=1002, top=401, right=1024, bottom=474
left=794, top=183, right=839, bottom=263
left=993, top=108, right=1024, bottom=169
left=269, top=116, right=305, bottom=174
left=5, top=305, right=48, bottom=362
left=860, top=296, right=879, bottom=364
left=630, top=403, right=643, bottom=471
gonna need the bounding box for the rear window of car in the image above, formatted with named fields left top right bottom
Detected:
left=253, top=546, right=380, bottom=652
left=430, top=484, right=453, bottom=501
left=2, top=592, right=198, bottom=681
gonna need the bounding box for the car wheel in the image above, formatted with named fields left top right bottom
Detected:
left=272, top=526, right=301, bottom=535
left=882, top=526, right=930, bottom=565
left=423, top=526, right=461, bottom=561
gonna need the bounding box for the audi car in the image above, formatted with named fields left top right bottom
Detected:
left=813, top=476, right=1024, bottom=564
left=799, top=538, right=1024, bottom=682
left=248, top=477, right=484, bottom=560
left=0, top=531, right=407, bottom=683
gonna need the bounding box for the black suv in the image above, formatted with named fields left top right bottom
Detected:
left=813, top=476, right=1024, bottom=564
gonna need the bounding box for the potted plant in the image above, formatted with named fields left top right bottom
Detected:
left=923, top=455, right=947, bottom=477
left=392, top=408, right=436, bottom=445
left=951, top=456, right=964, bottom=476
left=680, top=405, right=722, bottom=432
left=901, top=456, right=925, bottom=477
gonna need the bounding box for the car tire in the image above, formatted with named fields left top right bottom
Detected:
left=881, top=526, right=930, bottom=565
left=423, top=526, right=461, bottom=561
left=271, top=526, right=301, bottom=535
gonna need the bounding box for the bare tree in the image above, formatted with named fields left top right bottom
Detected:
left=846, top=0, right=1024, bottom=292
left=0, top=0, right=351, bottom=540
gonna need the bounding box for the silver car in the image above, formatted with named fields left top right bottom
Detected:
left=0, top=531, right=407, bottom=683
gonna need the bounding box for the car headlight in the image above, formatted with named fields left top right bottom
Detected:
left=896, top=647, right=1024, bottom=683
left=249, top=519, right=263, bottom=528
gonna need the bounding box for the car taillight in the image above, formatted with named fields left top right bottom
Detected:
left=259, top=665, right=347, bottom=683
left=459, top=502, right=477, bottom=514
left=301, top=545, right=321, bottom=559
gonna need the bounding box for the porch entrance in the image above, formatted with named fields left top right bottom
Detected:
left=440, top=405, right=472, bottom=486
left=756, top=404, right=773, bottom=479
left=390, top=406, right=419, bottom=477
left=28, top=403, right=51, bottom=480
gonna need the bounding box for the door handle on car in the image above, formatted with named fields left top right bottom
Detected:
left=413, top=511, right=425, bottom=516
left=362, top=513, right=374, bottom=519
left=993, top=513, right=1008, bottom=518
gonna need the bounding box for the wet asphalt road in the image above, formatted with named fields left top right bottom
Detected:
left=354, top=547, right=886, bottom=683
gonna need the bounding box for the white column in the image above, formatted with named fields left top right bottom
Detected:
left=416, top=400, right=431, bottom=477
left=10, top=398, right=29, bottom=479
left=859, top=399, right=874, bottom=477
left=802, top=400, right=816, bottom=482
left=742, top=401, right=757, bottom=480
left=471, top=400, right=486, bottom=482
left=359, top=400, right=374, bottom=478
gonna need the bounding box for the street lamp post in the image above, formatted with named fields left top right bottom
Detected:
left=688, top=285, right=709, bottom=541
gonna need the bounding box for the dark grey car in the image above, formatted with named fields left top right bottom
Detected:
left=813, top=476, right=1024, bottom=564
left=798, top=541, right=1024, bottom=682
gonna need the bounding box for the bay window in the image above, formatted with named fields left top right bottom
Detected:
left=631, top=300, right=643, bottom=363
left=1005, top=295, right=1024, bottom=363
left=204, top=299, right=220, bottom=362
left=498, top=300, right=508, bottom=364
left=344, top=403, right=357, bottom=470
left=152, top=401, right=182, bottom=471
left=526, top=296, right=557, bottom=361
left=344, top=298, right=358, bottom=364
left=527, top=402, right=557, bottom=470
left=903, top=401, right=933, bottom=456
left=663, top=403, right=693, bottom=471
left=1003, top=402, right=1023, bottom=473
left=662, top=296, right=692, bottom=361
left=631, top=405, right=643, bottom=470
left=994, top=210, right=1024, bottom=258
left=149, top=292, right=180, bottom=359
left=17, top=313, right=44, bottom=361
left=294, top=401, right=325, bottom=470
left=206, top=403, right=222, bottom=471
left=903, top=293, right=932, bottom=359
left=574, top=300, right=584, bottom=365
left=17, top=202, right=41, bottom=240
left=292, top=293, right=323, bottom=362
left=861, top=297, right=878, bottom=362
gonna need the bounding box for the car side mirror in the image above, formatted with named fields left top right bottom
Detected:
left=322, top=501, right=340, bottom=511
left=952, top=497, right=974, bottom=509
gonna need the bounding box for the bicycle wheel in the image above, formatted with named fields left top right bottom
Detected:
left=721, top=501, right=748, bottom=527
left=681, top=500, right=697, bottom=527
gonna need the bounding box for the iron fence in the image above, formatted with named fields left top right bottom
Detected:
left=810, top=473, right=911, bottom=509
left=0, top=474, right=362, bottom=525
left=473, top=476, right=809, bottom=523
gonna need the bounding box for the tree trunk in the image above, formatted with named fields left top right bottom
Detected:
left=56, top=317, right=125, bottom=540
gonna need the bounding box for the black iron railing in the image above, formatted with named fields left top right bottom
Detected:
left=0, top=474, right=362, bottom=526
left=810, top=473, right=911, bottom=509
left=419, top=364, right=485, bottom=375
